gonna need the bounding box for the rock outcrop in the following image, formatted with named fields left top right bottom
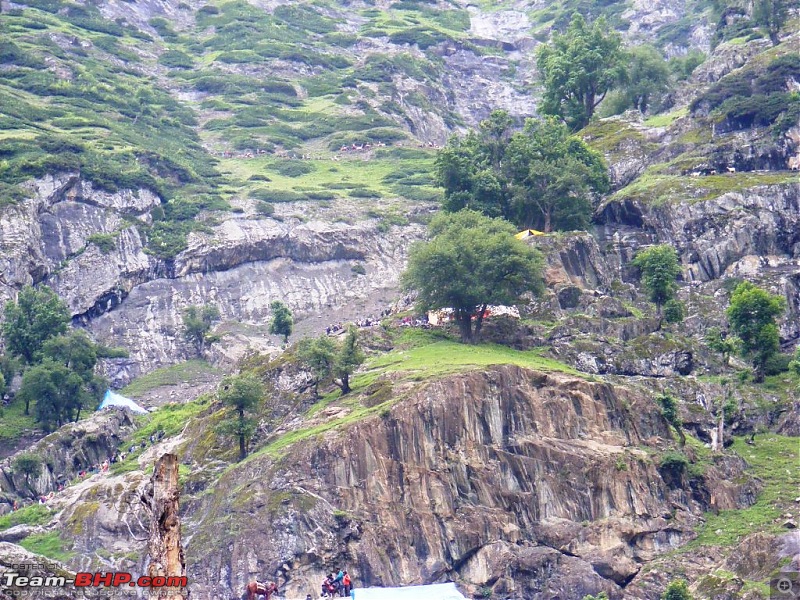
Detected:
left=180, top=366, right=753, bottom=599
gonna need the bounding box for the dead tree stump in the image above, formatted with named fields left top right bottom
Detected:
left=143, top=453, right=187, bottom=600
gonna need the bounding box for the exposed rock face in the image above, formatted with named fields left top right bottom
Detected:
left=0, top=410, right=136, bottom=509
left=0, top=174, right=424, bottom=383
left=143, top=453, right=187, bottom=600
left=183, top=366, right=753, bottom=599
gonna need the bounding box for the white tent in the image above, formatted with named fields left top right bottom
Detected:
left=353, top=583, right=467, bottom=600
left=98, top=390, right=150, bottom=414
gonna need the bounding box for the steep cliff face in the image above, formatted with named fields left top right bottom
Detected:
left=178, top=366, right=752, bottom=600
left=0, top=173, right=424, bottom=383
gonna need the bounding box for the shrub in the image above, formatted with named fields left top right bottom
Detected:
left=159, top=50, right=194, bottom=69
left=255, top=201, right=274, bottom=216
left=663, top=299, right=685, bottom=323
left=87, top=233, right=117, bottom=254
left=272, top=161, right=315, bottom=178
left=764, top=352, right=791, bottom=376
left=248, top=189, right=308, bottom=203
left=351, top=263, right=366, bottom=275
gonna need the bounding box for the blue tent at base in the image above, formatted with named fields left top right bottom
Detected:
left=98, top=390, right=150, bottom=414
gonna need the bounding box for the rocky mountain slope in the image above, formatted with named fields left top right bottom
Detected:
left=0, top=0, right=799, bottom=598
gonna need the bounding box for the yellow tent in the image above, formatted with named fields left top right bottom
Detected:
left=515, top=229, right=545, bottom=239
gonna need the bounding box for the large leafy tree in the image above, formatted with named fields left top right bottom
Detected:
left=12, top=453, right=42, bottom=493
left=505, top=117, right=608, bottom=232
left=631, top=245, right=682, bottom=314
left=436, top=112, right=608, bottom=232
left=2, top=285, right=70, bottom=364
left=727, top=282, right=785, bottom=382
left=623, top=45, right=672, bottom=114
left=269, top=300, right=293, bottom=344
left=41, top=330, right=106, bottom=420
left=536, top=14, right=626, bottom=130
left=436, top=110, right=514, bottom=219
left=217, top=373, right=264, bottom=460
left=18, top=359, right=85, bottom=429
left=403, top=210, right=544, bottom=343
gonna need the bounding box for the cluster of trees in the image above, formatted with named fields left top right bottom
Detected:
left=536, top=14, right=679, bottom=130
left=298, top=327, right=365, bottom=395
left=1, top=286, right=121, bottom=431
left=214, top=321, right=363, bottom=460
left=436, top=111, right=608, bottom=233
left=182, top=300, right=294, bottom=354
left=631, top=244, right=787, bottom=382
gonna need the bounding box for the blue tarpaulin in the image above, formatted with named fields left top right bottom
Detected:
left=98, top=390, right=149, bottom=414
left=353, top=583, right=467, bottom=600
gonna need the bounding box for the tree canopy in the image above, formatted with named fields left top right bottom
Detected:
left=182, top=304, right=220, bottom=354
left=726, top=281, right=785, bottom=382
left=662, top=579, right=693, bottom=600
left=217, top=373, right=264, bottom=460
left=18, top=359, right=86, bottom=430
left=536, top=14, right=626, bottom=130
left=403, top=210, right=544, bottom=343
left=436, top=111, right=608, bottom=232
left=269, top=300, right=293, bottom=344
left=631, top=245, right=682, bottom=313
left=753, top=0, right=788, bottom=45
left=2, top=285, right=70, bottom=364
left=622, top=45, right=672, bottom=113
left=297, top=329, right=364, bottom=395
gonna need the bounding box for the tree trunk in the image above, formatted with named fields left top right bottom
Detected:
left=24, top=397, right=29, bottom=415
left=717, top=412, right=724, bottom=452
left=340, top=373, right=351, bottom=395
left=143, top=453, right=187, bottom=600
left=543, top=209, right=552, bottom=233
left=677, top=426, right=686, bottom=447
left=456, top=311, right=473, bottom=343
left=238, top=410, right=246, bottom=460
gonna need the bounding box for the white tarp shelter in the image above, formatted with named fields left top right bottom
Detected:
left=98, top=390, right=149, bottom=414
left=353, top=583, right=467, bottom=600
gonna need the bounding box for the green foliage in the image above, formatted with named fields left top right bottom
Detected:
left=788, top=346, right=800, bottom=375
left=663, top=299, right=685, bottom=323
left=621, top=45, right=672, bottom=113
left=217, top=373, right=264, bottom=460
left=669, top=49, right=706, bottom=81
left=182, top=305, right=221, bottom=354
left=437, top=110, right=607, bottom=232
left=18, top=359, right=92, bottom=430
left=657, top=393, right=686, bottom=445
left=752, top=0, right=788, bottom=45
left=297, top=335, right=338, bottom=397
left=158, top=49, right=194, bottom=69
left=690, top=54, right=800, bottom=135
left=2, top=286, right=70, bottom=365
left=727, top=282, right=785, bottom=382
left=631, top=245, right=681, bottom=311
left=269, top=300, right=293, bottom=344
left=403, top=210, right=544, bottom=343
left=705, top=327, right=738, bottom=366
left=18, top=531, right=73, bottom=562
left=583, top=594, right=609, bottom=600
left=0, top=504, right=52, bottom=531
left=333, top=327, right=365, bottom=394
left=662, top=579, right=693, bottom=600
left=12, top=453, right=42, bottom=487
left=537, top=14, right=626, bottom=130
left=659, top=450, right=688, bottom=480
left=87, top=233, right=117, bottom=254
left=505, top=117, right=608, bottom=232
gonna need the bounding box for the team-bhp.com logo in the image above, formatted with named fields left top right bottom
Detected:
left=2, top=566, right=187, bottom=595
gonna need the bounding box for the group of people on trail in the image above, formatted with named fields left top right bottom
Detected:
left=321, top=569, right=352, bottom=598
